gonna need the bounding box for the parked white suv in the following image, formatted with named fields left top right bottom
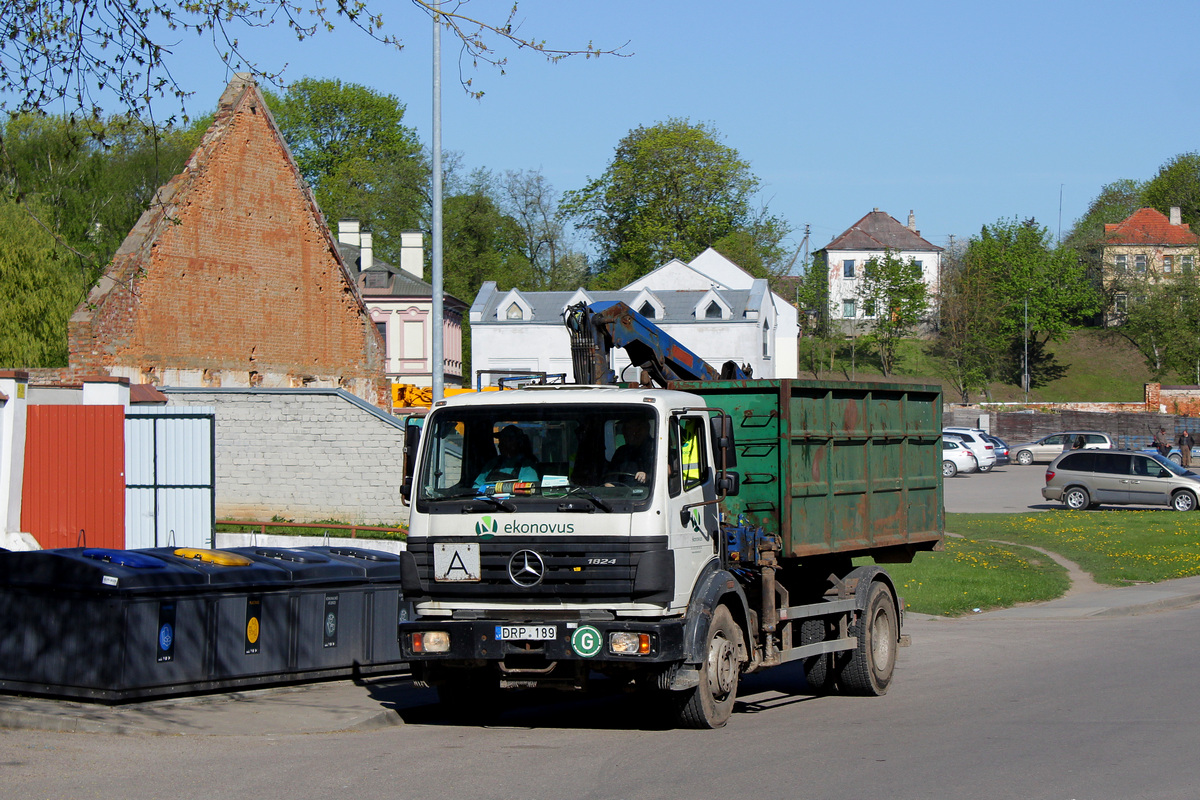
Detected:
left=943, top=428, right=997, bottom=473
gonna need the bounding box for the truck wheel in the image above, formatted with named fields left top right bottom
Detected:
left=839, top=582, right=897, bottom=697
left=800, top=618, right=835, bottom=694
left=1016, top=450, right=1033, bottom=465
left=679, top=605, right=742, bottom=729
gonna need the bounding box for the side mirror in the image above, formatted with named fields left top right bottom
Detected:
left=709, top=414, right=738, bottom=469
left=400, top=478, right=412, bottom=504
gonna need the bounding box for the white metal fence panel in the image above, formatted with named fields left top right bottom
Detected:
left=124, top=408, right=215, bottom=550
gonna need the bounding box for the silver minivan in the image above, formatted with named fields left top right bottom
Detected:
left=1011, top=431, right=1115, bottom=465
left=1042, top=449, right=1200, bottom=511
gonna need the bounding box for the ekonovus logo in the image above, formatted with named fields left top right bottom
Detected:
left=475, top=515, right=498, bottom=538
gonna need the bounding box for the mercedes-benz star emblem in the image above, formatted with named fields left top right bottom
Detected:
left=507, top=550, right=546, bottom=587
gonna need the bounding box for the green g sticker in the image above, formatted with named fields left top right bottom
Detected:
left=475, top=515, right=498, bottom=538
left=571, top=625, right=602, bottom=658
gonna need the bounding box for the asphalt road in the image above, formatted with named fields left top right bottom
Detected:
left=4, top=597, right=1200, bottom=800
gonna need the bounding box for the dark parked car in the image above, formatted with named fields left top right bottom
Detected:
left=983, top=434, right=1010, bottom=467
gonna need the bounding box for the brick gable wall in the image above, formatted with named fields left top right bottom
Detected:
left=66, top=76, right=387, bottom=406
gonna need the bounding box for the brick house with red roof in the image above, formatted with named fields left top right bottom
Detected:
left=1102, top=206, right=1199, bottom=325
left=58, top=73, right=388, bottom=406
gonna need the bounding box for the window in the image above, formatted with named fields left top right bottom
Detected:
left=864, top=299, right=877, bottom=318
left=506, top=302, right=523, bottom=320
left=914, top=260, right=923, bottom=273
left=843, top=299, right=856, bottom=318
left=843, top=259, right=856, bottom=278
left=639, top=301, right=656, bottom=319
left=1135, top=254, right=1147, bottom=273
left=1184, top=255, right=1195, bottom=272
left=1115, top=254, right=1127, bottom=273
left=678, top=416, right=709, bottom=492
left=1164, top=255, right=1174, bottom=273
left=375, top=321, right=387, bottom=346
left=1115, top=294, right=1128, bottom=314
left=705, top=301, right=722, bottom=319
left=364, top=271, right=388, bottom=289
left=762, top=319, right=770, bottom=358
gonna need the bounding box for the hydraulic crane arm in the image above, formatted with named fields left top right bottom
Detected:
left=563, top=301, right=751, bottom=388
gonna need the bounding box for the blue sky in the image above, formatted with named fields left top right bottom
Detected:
left=102, top=0, right=1200, bottom=263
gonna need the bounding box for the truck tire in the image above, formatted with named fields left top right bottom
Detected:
left=839, top=581, right=897, bottom=696
left=800, top=617, right=835, bottom=694
left=678, top=605, right=742, bottom=729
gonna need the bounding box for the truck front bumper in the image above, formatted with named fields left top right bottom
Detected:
left=398, top=618, right=687, bottom=665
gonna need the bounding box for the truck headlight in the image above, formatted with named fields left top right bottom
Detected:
left=609, top=631, right=652, bottom=655
left=412, top=631, right=451, bottom=653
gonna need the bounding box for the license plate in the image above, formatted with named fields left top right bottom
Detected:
left=495, top=625, right=557, bottom=641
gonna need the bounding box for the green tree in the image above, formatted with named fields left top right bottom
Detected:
left=791, top=261, right=837, bottom=379
left=961, top=218, right=1100, bottom=386
left=265, top=79, right=427, bottom=264
left=1142, top=152, right=1200, bottom=228
left=928, top=244, right=1005, bottom=402
left=857, top=251, right=930, bottom=376
left=1065, top=178, right=1145, bottom=269
left=0, top=196, right=89, bottom=367
left=1, top=112, right=202, bottom=271
left=561, top=119, right=789, bottom=285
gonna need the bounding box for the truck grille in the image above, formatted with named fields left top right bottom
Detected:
left=407, top=535, right=669, bottom=600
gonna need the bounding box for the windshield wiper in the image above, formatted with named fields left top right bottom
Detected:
left=563, top=486, right=612, bottom=513
left=431, top=490, right=517, bottom=512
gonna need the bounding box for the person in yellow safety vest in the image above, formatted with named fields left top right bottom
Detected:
left=681, top=423, right=701, bottom=485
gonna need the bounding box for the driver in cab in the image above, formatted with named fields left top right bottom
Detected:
left=474, top=425, right=539, bottom=489
left=606, top=418, right=654, bottom=485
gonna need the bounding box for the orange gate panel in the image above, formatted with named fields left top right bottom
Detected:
left=22, top=405, right=125, bottom=550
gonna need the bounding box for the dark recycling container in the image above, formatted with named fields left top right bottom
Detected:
left=145, top=548, right=296, bottom=683
left=0, top=548, right=211, bottom=697
left=0, top=545, right=408, bottom=702
left=231, top=548, right=368, bottom=673
left=307, top=547, right=413, bottom=665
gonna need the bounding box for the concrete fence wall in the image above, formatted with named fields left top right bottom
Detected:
left=163, top=388, right=409, bottom=525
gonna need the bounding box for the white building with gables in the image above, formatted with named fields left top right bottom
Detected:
left=469, top=249, right=799, bottom=386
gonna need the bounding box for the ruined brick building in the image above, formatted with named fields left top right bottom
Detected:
left=62, top=73, right=387, bottom=406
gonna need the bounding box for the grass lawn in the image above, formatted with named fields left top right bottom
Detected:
left=877, top=536, right=1069, bottom=617
left=216, top=519, right=407, bottom=541
left=884, top=511, right=1200, bottom=616
left=948, top=511, right=1200, bottom=586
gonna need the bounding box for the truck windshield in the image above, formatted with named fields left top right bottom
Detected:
left=418, top=403, right=657, bottom=507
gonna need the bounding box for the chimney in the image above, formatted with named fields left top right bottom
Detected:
left=399, top=230, right=424, bottom=279
left=337, top=219, right=360, bottom=247
left=907, top=210, right=916, bottom=232
left=1171, top=206, right=1182, bottom=226
left=360, top=232, right=374, bottom=270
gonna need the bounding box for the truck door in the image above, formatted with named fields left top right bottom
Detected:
left=668, top=415, right=719, bottom=577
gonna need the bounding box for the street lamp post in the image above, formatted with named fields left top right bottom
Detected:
left=1023, top=294, right=1029, bottom=403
